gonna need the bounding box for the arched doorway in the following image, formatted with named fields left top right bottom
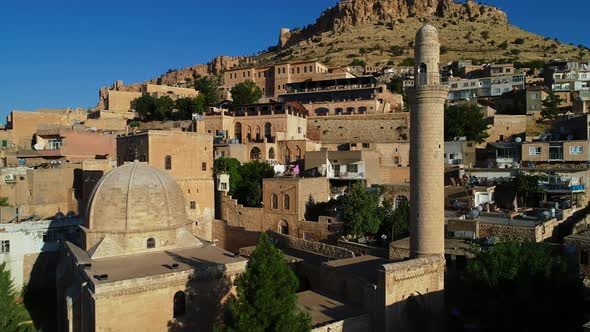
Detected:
left=395, top=195, right=409, bottom=209
left=278, top=220, right=289, bottom=235
left=268, top=147, right=275, bottom=159
left=250, top=147, right=262, bottom=160
left=255, top=126, right=261, bottom=141
left=358, top=106, right=367, bottom=114
left=284, top=147, right=291, bottom=164
left=234, top=122, right=242, bottom=143
left=147, top=237, right=156, bottom=249
left=264, top=122, right=272, bottom=141
left=173, top=291, right=186, bottom=318
left=295, top=146, right=302, bottom=161
left=346, top=107, right=355, bottom=114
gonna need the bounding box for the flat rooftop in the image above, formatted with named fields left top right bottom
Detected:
left=323, top=255, right=390, bottom=284
left=297, top=290, right=366, bottom=327
left=240, top=246, right=331, bottom=266
left=83, top=245, right=246, bottom=285
left=390, top=237, right=476, bottom=258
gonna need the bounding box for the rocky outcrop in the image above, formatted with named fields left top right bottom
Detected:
left=280, top=0, right=507, bottom=48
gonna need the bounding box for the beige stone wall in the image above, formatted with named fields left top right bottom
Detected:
left=311, top=314, right=372, bottom=332
left=8, top=111, right=86, bottom=148
left=143, top=84, right=198, bottom=98
left=106, top=90, right=142, bottom=113
left=212, top=220, right=261, bottom=253
left=309, top=113, right=409, bottom=143
left=117, top=131, right=215, bottom=240
left=487, top=115, right=526, bottom=143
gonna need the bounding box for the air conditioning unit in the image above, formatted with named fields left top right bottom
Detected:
left=4, top=174, right=15, bottom=183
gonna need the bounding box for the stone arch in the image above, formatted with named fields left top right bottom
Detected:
left=284, top=147, right=291, bottom=164
left=250, top=147, right=262, bottom=160
left=268, top=147, right=275, bottom=159
left=358, top=106, right=367, bottom=114
left=246, top=126, right=252, bottom=142
left=264, top=122, right=272, bottom=140
left=255, top=126, right=261, bottom=141
left=419, top=63, right=428, bottom=86
left=147, top=237, right=156, bottom=249
left=335, top=108, right=343, bottom=115
left=346, top=107, right=355, bottom=114
left=278, top=220, right=289, bottom=235
left=395, top=195, right=409, bottom=209
left=234, top=122, right=242, bottom=143
left=173, top=291, right=186, bottom=318
left=315, top=107, right=329, bottom=116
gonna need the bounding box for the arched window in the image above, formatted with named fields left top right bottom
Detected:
left=272, top=194, right=278, bottom=209
left=165, top=156, right=172, bottom=170
left=295, top=146, right=302, bottom=161
left=250, top=147, right=262, bottom=160
left=358, top=107, right=367, bottom=114
left=234, top=122, right=242, bottom=143
left=315, top=108, right=329, bottom=116
left=264, top=123, right=272, bottom=140
left=147, top=237, right=156, bottom=249
left=395, top=195, right=409, bottom=209
left=335, top=108, right=343, bottom=115
left=173, top=291, right=186, bottom=318
left=346, top=107, right=355, bottom=114
left=278, top=220, right=289, bottom=235
left=255, top=126, right=261, bottom=141
left=268, top=147, right=275, bottom=159
left=246, top=126, right=252, bottom=142
left=284, top=147, right=291, bottom=164
left=284, top=194, right=290, bottom=210
left=419, top=63, right=428, bottom=86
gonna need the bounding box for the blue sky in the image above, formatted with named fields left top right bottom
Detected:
left=0, top=0, right=587, bottom=118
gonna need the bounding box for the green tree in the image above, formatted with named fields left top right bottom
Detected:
left=0, top=197, right=9, bottom=206
left=194, top=75, right=223, bottom=107
left=233, top=161, right=275, bottom=207
left=399, top=57, right=415, bottom=66
left=459, top=242, right=583, bottom=332
left=389, top=45, right=405, bottom=56
left=219, top=233, right=311, bottom=332
left=133, top=95, right=175, bottom=121
left=541, top=90, right=564, bottom=120
left=0, top=263, right=34, bottom=332
left=507, top=172, right=540, bottom=208
left=379, top=200, right=409, bottom=241
left=444, top=103, right=490, bottom=143
left=498, top=41, right=508, bottom=50
left=213, top=157, right=242, bottom=197
left=513, top=37, right=525, bottom=45
left=342, top=183, right=381, bottom=237
left=230, top=81, right=263, bottom=107
left=386, top=77, right=404, bottom=94
left=174, top=95, right=207, bottom=120
left=350, top=58, right=366, bottom=67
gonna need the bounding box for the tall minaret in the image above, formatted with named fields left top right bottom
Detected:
left=407, top=25, right=449, bottom=258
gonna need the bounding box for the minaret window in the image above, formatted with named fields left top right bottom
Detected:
left=419, top=63, right=428, bottom=86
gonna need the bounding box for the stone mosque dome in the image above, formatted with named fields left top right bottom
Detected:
left=86, top=161, right=189, bottom=233
left=416, top=24, right=438, bottom=44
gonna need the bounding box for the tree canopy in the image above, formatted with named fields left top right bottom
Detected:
left=444, top=103, right=490, bottom=143
left=378, top=200, right=409, bottom=241
left=194, top=75, right=223, bottom=107
left=541, top=90, right=564, bottom=120
left=456, top=242, right=583, bottom=332
left=213, top=158, right=274, bottom=208
left=230, top=81, right=263, bottom=107
left=386, top=77, right=404, bottom=94
left=0, top=263, right=34, bottom=332
left=133, top=94, right=206, bottom=121
left=342, top=183, right=381, bottom=237
left=219, top=233, right=311, bottom=332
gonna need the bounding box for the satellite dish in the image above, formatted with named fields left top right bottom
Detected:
left=33, top=143, right=43, bottom=150
left=192, top=113, right=203, bottom=121
left=514, top=137, right=522, bottom=143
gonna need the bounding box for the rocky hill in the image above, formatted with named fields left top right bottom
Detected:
left=105, top=0, right=587, bottom=94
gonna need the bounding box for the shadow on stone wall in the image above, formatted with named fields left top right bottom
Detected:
left=165, top=250, right=233, bottom=332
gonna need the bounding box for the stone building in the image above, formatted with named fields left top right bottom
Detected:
left=223, top=61, right=355, bottom=100
left=116, top=130, right=214, bottom=240
left=57, top=162, right=246, bottom=332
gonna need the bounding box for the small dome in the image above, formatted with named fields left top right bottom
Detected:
left=86, top=161, right=188, bottom=233
left=416, top=24, right=439, bottom=44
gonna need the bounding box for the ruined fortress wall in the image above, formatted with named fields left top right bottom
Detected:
left=309, top=114, right=409, bottom=143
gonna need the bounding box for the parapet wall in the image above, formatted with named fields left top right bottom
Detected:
left=268, top=232, right=354, bottom=259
